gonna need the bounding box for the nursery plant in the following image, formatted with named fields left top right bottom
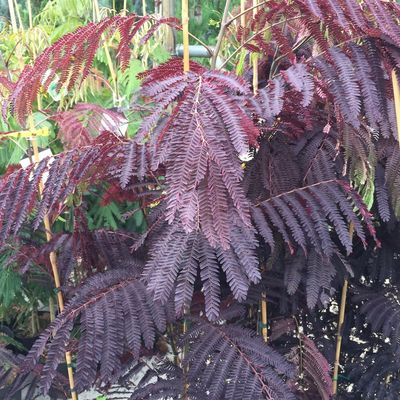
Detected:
left=2, top=0, right=400, bottom=399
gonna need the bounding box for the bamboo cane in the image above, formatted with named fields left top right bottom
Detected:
left=182, top=0, right=190, bottom=73
left=7, top=0, right=17, bottom=33
left=260, top=291, right=268, bottom=342
left=181, top=6, right=190, bottom=397
left=182, top=0, right=189, bottom=338
left=332, top=223, right=354, bottom=395
left=13, top=0, right=23, bottom=31
left=391, top=69, right=400, bottom=144
left=49, top=295, right=56, bottom=322
left=240, top=0, right=246, bottom=30
left=332, top=278, right=348, bottom=395
left=252, top=0, right=259, bottom=96
left=29, top=114, right=78, bottom=400
left=250, top=0, right=267, bottom=343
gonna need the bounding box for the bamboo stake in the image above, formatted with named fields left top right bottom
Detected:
left=29, top=115, right=78, bottom=400
left=123, top=0, right=127, bottom=15
left=13, top=0, right=23, bottom=31
left=332, top=278, right=348, bottom=395
left=240, top=0, right=246, bottom=30
left=250, top=0, right=267, bottom=343
left=391, top=69, right=400, bottom=144
left=252, top=0, right=259, bottom=96
left=260, top=291, right=268, bottom=342
left=182, top=0, right=190, bottom=73
left=181, top=0, right=189, bottom=357
left=181, top=6, right=190, bottom=397
left=7, top=0, right=17, bottom=33
left=332, top=223, right=353, bottom=395
left=49, top=296, right=56, bottom=322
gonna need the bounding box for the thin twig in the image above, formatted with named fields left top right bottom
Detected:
left=226, top=0, right=270, bottom=28
left=218, top=14, right=303, bottom=70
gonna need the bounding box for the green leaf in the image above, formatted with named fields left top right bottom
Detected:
left=89, top=202, right=122, bottom=230
left=0, top=334, right=27, bottom=352
left=152, top=44, right=171, bottom=64
left=0, top=267, right=22, bottom=308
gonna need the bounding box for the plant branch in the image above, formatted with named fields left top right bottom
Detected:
left=218, top=14, right=303, bottom=70
left=211, top=0, right=232, bottom=69
left=225, top=0, right=270, bottom=28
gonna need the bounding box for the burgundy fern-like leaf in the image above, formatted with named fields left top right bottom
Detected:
left=144, top=221, right=260, bottom=320
left=52, top=103, right=127, bottom=149
left=314, top=54, right=361, bottom=128
left=0, top=161, right=46, bottom=243
left=0, top=133, right=134, bottom=242
left=329, top=48, right=362, bottom=120
left=350, top=44, right=383, bottom=131
left=21, top=269, right=167, bottom=394
left=254, top=76, right=285, bottom=120
left=255, top=179, right=375, bottom=255
left=282, top=63, right=314, bottom=107
left=353, top=287, right=400, bottom=355
left=339, top=0, right=367, bottom=29
left=5, top=15, right=176, bottom=125
left=138, top=61, right=259, bottom=248
left=181, top=318, right=295, bottom=399
left=284, top=248, right=352, bottom=309
left=288, top=334, right=333, bottom=400
left=364, top=0, right=400, bottom=48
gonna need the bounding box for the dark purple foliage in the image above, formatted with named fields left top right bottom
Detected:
left=2, top=1, right=400, bottom=399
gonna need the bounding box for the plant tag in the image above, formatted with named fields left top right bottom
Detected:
left=0, top=127, right=50, bottom=138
